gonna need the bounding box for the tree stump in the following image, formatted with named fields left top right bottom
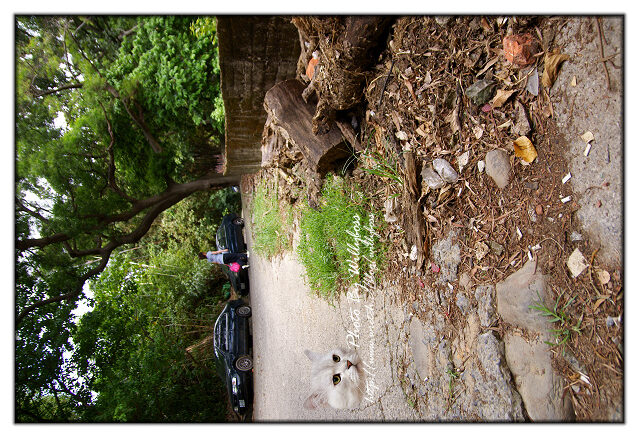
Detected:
left=291, top=16, right=394, bottom=134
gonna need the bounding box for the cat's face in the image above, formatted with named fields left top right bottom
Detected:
left=303, top=347, right=364, bottom=409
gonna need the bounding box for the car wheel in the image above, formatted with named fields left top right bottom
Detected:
left=232, top=217, right=245, bottom=226
left=235, top=355, right=253, bottom=371
left=236, top=305, right=251, bottom=317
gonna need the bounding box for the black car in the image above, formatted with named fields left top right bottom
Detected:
left=213, top=299, right=253, bottom=417
left=216, top=213, right=249, bottom=295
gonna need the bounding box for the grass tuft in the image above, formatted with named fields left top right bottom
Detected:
left=250, top=178, right=291, bottom=259
left=296, top=174, right=384, bottom=302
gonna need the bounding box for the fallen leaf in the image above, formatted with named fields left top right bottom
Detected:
left=581, top=131, right=595, bottom=143
left=396, top=130, right=408, bottom=141
left=306, top=57, right=319, bottom=79
left=490, top=89, right=515, bottom=109
left=473, top=125, right=484, bottom=139
left=593, top=296, right=608, bottom=312
left=513, top=136, right=538, bottom=163
left=503, top=33, right=539, bottom=67
left=542, top=51, right=570, bottom=88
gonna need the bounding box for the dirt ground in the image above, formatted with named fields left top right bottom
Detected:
left=240, top=15, right=623, bottom=422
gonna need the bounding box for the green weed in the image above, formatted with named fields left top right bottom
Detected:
left=529, top=291, right=583, bottom=348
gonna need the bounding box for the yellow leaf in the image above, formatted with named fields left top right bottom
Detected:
left=542, top=51, right=570, bottom=88
left=513, top=136, right=538, bottom=163
left=490, top=89, right=515, bottom=109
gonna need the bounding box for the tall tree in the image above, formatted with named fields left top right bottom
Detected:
left=15, top=16, right=234, bottom=420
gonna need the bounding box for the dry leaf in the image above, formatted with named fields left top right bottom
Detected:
left=593, top=296, right=607, bottom=312
left=542, top=51, right=570, bottom=88
left=581, top=131, right=595, bottom=143
left=513, top=136, right=538, bottom=163
left=503, top=33, right=539, bottom=67
left=490, top=89, right=515, bottom=109
left=306, top=57, right=319, bottom=79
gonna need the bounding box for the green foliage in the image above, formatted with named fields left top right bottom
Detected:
left=71, top=250, right=229, bottom=422
left=250, top=179, right=292, bottom=259
left=15, top=15, right=236, bottom=422
left=296, top=174, right=384, bottom=302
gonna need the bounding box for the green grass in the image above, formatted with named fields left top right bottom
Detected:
left=250, top=179, right=291, bottom=259
left=296, top=174, right=385, bottom=302
left=529, top=291, right=583, bottom=348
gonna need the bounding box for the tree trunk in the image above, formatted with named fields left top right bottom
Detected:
left=262, top=79, right=352, bottom=175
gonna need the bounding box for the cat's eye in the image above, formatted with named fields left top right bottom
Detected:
left=332, top=354, right=340, bottom=362
left=332, top=374, right=341, bottom=385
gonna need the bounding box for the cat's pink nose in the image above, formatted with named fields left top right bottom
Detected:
left=347, top=360, right=353, bottom=369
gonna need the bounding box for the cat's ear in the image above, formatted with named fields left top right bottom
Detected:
left=304, top=350, right=322, bottom=362
left=303, top=391, right=328, bottom=409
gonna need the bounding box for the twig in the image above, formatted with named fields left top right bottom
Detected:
left=595, top=18, right=612, bottom=91
left=378, top=58, right=395, bottom=107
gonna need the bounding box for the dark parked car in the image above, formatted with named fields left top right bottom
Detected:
left=213, top=299, right=253, bottom=417
left=216, top=213, right=249, bottom=295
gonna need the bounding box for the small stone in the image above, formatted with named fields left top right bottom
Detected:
left=457, top=151, right=470, bottom=172
left=570, top=231, right=583, bottom=242
left=566, top=248, right=588, bottom=278
left=535, top=205, right=543, bottom=216
left=514, top=100, right=531, bottom=136
left=459, top=272, right=471, bottom=290
left=477, top=160, right=485, bottom=173
left=465, top=79, right=496, bottom=106
left=456, top=292, right=470, bottom=315
left=421, top=166, right=445, bottom=189
left=409, top=244, right=418, bottom=261
left=524, top=181, right=539, bottom=190
left=485, top=149, right=511, bottom=189
left=433, top=158, right=459, bottom=183
left=475, top=241, right=489, bottom=261
left=489, top=240, right=504, bottom=256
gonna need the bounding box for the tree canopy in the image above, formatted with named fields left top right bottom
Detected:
left=15, top=15, right=239, bottom=421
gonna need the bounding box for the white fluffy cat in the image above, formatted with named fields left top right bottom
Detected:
left=303, top=347, right=364, bottom=409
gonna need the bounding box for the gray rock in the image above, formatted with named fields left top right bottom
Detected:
left=474, top=285, right=496, bottom=327
left=455, top=292, right=470, bottom=315
left=514, top=100, right=531, bottom=136
left=421, top=165, right=445, bottom=189
left=504, top=334, right=575, bottom=421
left=485, top=149, right=511, bottom=189
left=489, top=240, right=504, bottom=256
left=459, top=271, right=471, bottom=290
left=474, top=332, right=526, bottom=421
left=408, top=318, right=430, bottom=380
left=431, top=231, right=461, bottom=284
left=433, top=158, right=459, bottom=183
left=496, top=259, right=550, bottom=332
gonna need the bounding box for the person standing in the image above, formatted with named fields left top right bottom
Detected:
left=198, top=248, right=248, bottom=267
